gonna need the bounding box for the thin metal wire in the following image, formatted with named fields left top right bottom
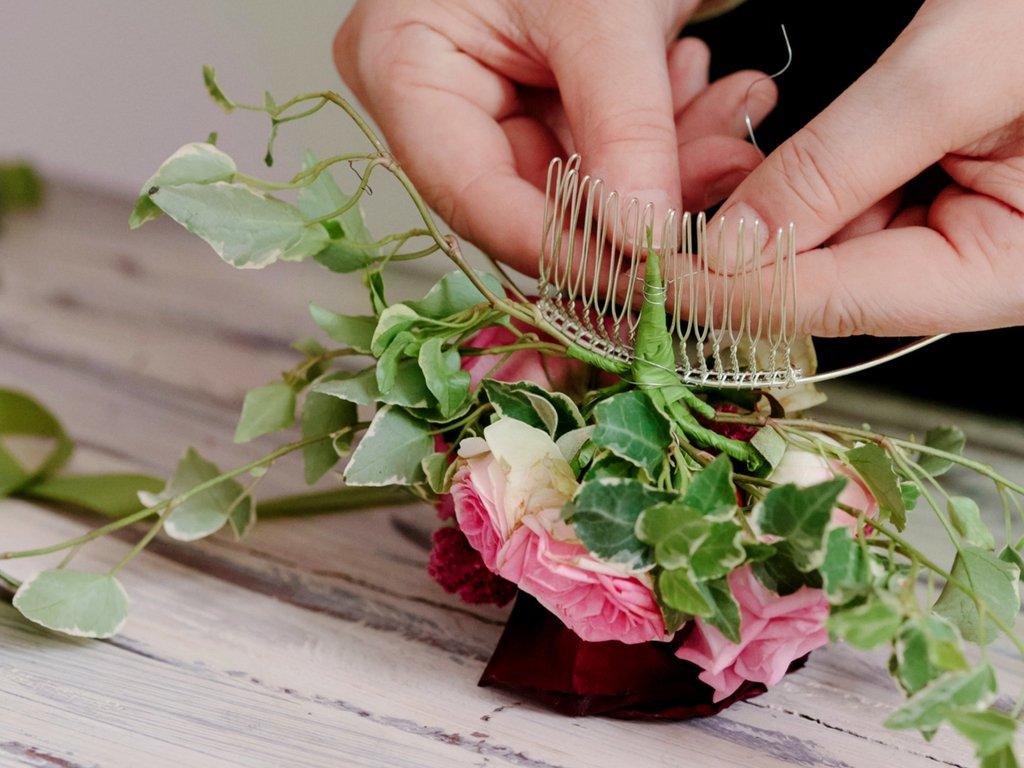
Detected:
left=744, top=24, right=793, bottom=155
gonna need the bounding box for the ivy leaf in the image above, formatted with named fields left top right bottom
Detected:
left=750, top=427, right=787, bottom=471
left=894, top=615, right=969, bottom=696
left=948, top=497, right=995, bottom=549
left=421, top=452, right=449, bottom=494
left=980, top=747, right=1020, bottom=768
left=933, top=546, right=1020, bottom=644
left=682, top=454, right=736, bottom=519
left=846, top=443, right=906, bottom=530
left=18, top=473, right=163, bottom=518
left=309, top=304, right=375, bottom=353
left=584, top=453, right=636, bottom=481
left=591, top=391, right=671, bottom=477
left=828, top=593, right=902, bottom=649
left=658, top=569, right=713, bottom=616
left=917, top=426, right=966, bottom=477
left=949, top=710, right=1017, bottom=758
left=418, top=338, right=471, bottom=419
left=555, top=426, right=593, bottom=464
left=301, top=382, right=357, bottom=485
left=481, top=380, right=548, bottom=432
left=636, top=501, right=743, bottom=580
left=202, top=65, right=235, bottom=112
left=404, top=271, right=504, bottom=319
left=150, top=182, right=329, bottom=268
left=343, top=406, right=432, bottom=486
left=901, top=481, right=921, bottom=511
left=312, top=362, right=431, bottom=409
left=371, top=304, right=422, bottom=357
left=130, top=142, right=237, bottom=229
left=752, top=541, right=822, bottom=595
left=567, top=478, right=671, bottom=568
left=234, top=383, right=297, bottom=443
left=0, top=389, right=73, bottom=496
left=13, top=570, right=129, bottom=639
left=483, top=381, right=584, bottom=438
left=375, top=331, right=416, bottom=394
left=884, top=664, right=996, bottom=732
left=820, top=527, right=876, bottom=604
left=699, top=576, right=742, bottom=643
left=755, top=478, right=846, bottom=571
left=154, top=448, right=251, bottom=541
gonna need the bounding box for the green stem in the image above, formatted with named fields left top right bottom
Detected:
left=109, top=512, right=166, bottom=575
left=256, top=486, right=418, bottom=519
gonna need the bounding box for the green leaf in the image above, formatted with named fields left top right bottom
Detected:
left=301, top=382, right=357, bottom=485
left=755, top=478, right=846, bottom=571
left=884, top=664, right=996, bottom=731
left=234, top=383, right=297, bottom=443
left=482, top=381, right=584, bottom=438
left=567, top=478, right=672, bottom=568
left=480, top=380, right=548, bottom=432
left=933, top=546, right=1020, bottom=644
left=405, top=271, right=504, bottom=319
left=591, top=391, right=671, bottom=477
left=658, top=569, right=713, bottom=616
left=343, top=406, right=432, bottom=486
left=130, top=142, right=236, bottom=228
left=917, top=426, right=966, bottom=477
left=584, top=453, right=635, bottom=481
left=555, top=426, right=593, bottom=464
left=750, top=427, right=787, bottom=471
left=13, top=570, right=129, bottom=639
left=150, top=182, right=329, bottom=268
left=421, top=452, right=449, bottom=494
left=19, top=473, right=163, bottom=517
left=202, top=65, right=235, bottom=112
left=309, top=304, right=375, bottom=353
left=751, top=542, right=822, bottom=595
left=700, top=576, right=742, bottom=643
left=682, top=454, right=736, bottom=519
left=999, top=543, right=1024, bottom=580
left=298, top=151, right=377, bottom=269
left=418, top=338, right=471, bottom=420
left=820, top=527, right=876, bottom=604
left=152, top=448, right=251, bottom=541
left=312, top=362, right=431, bottom=409
left=0, top=389, right=73, bottom=496
left=375, top=331, right=415, bottom=394
left=828, top=593, right=902, bottom=649
left=901, top=481, right=921, bottom=511
left=371, top=304, right=422, bottom=356
left=981, top=746, right=1020, bottom=768
left=636, top=501, right=743, bottom=580
left=948, top=496, right=995, bottom=549
left=894, top=615, right=969, bottom=695
left=950, top=709, right=1017, bottom=758
left=847, top=443, right=906, bottom=530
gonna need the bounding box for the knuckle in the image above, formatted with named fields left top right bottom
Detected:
left=589, top=103, right=676, bottom=155
left=773, top=126, right=855, bottom=225
left=806, top=250, right=868, bottom=337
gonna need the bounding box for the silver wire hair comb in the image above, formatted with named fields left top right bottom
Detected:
left=538, top=155, right=946, bottom=390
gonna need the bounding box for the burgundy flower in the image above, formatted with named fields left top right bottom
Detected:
left=427, top=525, right=517, bottom=607
left=699, top=402, right=759, bottom=442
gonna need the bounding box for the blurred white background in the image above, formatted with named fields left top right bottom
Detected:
left=0, top=0, right=432, bottom=239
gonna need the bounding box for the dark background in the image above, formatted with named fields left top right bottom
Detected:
left=691, top=0, right=1023, bottom=417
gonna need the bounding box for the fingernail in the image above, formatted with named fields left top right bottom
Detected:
left=719, top=202, right=770, bottom=250
left=703, top=171, right=749, bottom=210
left=711, top=202, right=771, bottom=272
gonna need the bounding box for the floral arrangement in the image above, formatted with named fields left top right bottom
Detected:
left=2, top=69, right=1024, bottom=767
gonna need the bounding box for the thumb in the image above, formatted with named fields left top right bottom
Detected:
left=546, top=3, right=684, bottom=218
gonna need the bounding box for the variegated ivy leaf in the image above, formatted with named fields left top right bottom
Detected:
left=421, top=452, right=449, bottom=494
left=301, top=378, right=358, bottom=485
left=343, top=406, right=432, bottom=487
left=555, top=426, right=593, bottom=464
left=150, top=182, right=329, bottom=268
left=312, top=362, right=431, bottom=409
left=567, top=478, right=672, bottom=568
left=591, top=390, right=671, bottom=478
left=827, top=592, right=903, bottom=650
left=884, top=664, right=996, bottom=732
left=13, top=569, right=128, bottom=639
left=481, top=380, right=583, bottom=438
left=948, top=496, right=995, bottom=550
left=234, top=383, right=297, bottom=443
left=749, top=426, right=787, bottom=472
left=916, top=426, right=967, bottom=477
left=893, top=614, right=969, bottom=696
left=819, top=527, right=877, bottom=604
left=0, top=388, right=73, bottom=497
left=404, top=271, right=504, bottom=319
left=635, top=500, right=743, bottom=580
left=681, top=454, right=736, bottom=520
left=308, top=304, right=375, bottom=354
left=657, top=569, right=713, bottom=616
left=129, top=142, right=236, bottom=229
left=755, top=478, right=846, bottom=572
left=148, top=447, right=253, bottom=541
left=934, top=545, right=1020, bottom=644
left=846, top=443, right=906, bottom=530
left=417, top=337, right=471, bottom=420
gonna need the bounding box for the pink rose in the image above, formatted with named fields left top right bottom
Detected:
left=461, top=321, right=586, bottom=395
left=452, top=417, right=665, bottom=644
left=675, top=566, right=829, bottom=702
left=770, top=444, right=878, bottom=530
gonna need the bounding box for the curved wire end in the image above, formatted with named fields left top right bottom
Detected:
left=744, top=24, right=793, bottom=155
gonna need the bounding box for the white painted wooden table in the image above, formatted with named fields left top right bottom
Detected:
left=2, top=183, right=1023, bottom=768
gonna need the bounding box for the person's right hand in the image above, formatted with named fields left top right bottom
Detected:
left=714, top=0, right=1024, bottom=337
left=334, top=0, right=777, bottom=275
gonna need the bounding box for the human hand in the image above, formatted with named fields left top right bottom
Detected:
left=716, top=0, right=1024, bottom=337
left=334, top=0, right=777, bottom=275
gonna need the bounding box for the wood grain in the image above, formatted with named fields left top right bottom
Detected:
left=1, top=183, right=1022, bottom=767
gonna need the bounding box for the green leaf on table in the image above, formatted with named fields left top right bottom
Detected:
left=19, top=473, right=163, bottom=517
left=13, top=570, right=129, bottom=639
left=949, top=710, right=1017, bottom=758
left=234, top=383, right=297, bottom=443
left=917, top=426, right=967, bottom=477
left=130, top=142, right=236, bottom=228
left=682, top=454, right=737, bottom=519
left=948, top=497, right=995, bottom=549
left=828, top=593, right=902, bottom=649
left=591, top=391, right=671, bottom=478
left=894, top=615, right=969, bottom=695
left=658, top=568, right=713, bottom=616
left=312, top=361, right=431, bottom=409
left=405, top=271, right=504, bottom=319
left=418, top=338, right=471, bottom=419
left=847, top=443, right=906, bottom=530
left=343, top=406, right=432, bottom=487
left=755, top=478, right=846, bottom=572
left=0, top=388, right=73, bottom=497
left=884, top=664, right=996, bottom=732
left=202, top=65, right=235, bottom=113
left=566, top=478, right=671, bottom=568
left=750, top=426, right=787, bottom=471
left=150, top=182, right=329, bottom=268
left=309, top=304, right=375, bottom=354
left=636, top=500, right=743, bottom=580
left=820, top=527, right=876, bottom=604
left=933, top=546, right=1020, bottom=644
left=301, top=380, right=357, bottom=485
left=151, top=448, right=252, bottom=541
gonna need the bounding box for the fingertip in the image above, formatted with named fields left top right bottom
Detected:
left=668, top=37, right=710, bottom=114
